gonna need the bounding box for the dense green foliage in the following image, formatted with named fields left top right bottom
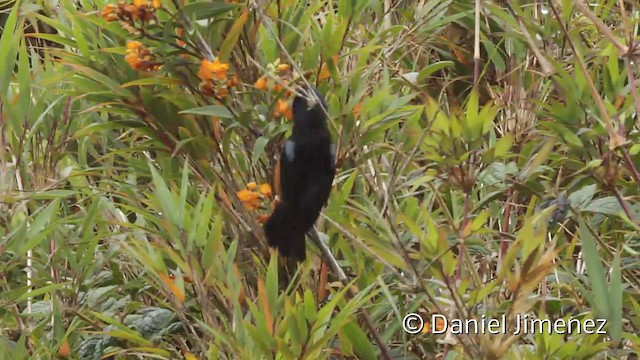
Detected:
left=1, top=0, right=639, bottom=359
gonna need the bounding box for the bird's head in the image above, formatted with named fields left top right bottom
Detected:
left=292, top=87, right=328, bottom=128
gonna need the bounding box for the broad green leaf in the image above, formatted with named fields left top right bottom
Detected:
left=493, top=134, right=514, bottom=158
left=579, top=218, right=609, bottom=318
left=418, top=61, right=454, bottom=82
left=341, top=321, right=377, bottom=360
left=0, top=1, right=20, bottom=99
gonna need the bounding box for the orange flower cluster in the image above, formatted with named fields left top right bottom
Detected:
left=254, top=61, right=294, bottom=120
left=254, top=63, right=291, bottom=92
left=273, top=99, right=292, bottom=119
left=237, top=182, right=273, bottom=213
left=125, top=40, right=161, bottom=71
left=101, top=0, right=160, bottom=24
left=197, top=58, right=238, bottom=98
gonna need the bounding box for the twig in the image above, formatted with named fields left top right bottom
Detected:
left=473, top=0, right=481, bottom=87
left=612, top=187, right=640, bottom=230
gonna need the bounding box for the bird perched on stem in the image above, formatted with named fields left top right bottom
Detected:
left=264, top=87, right=336, bottom=262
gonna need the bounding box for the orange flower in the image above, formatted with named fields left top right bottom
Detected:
left=126, top=40, right=142, bottom=50
left=255, top=76, right=267, bottom=90
left=133, top=0, right=146, bottom=6
left=353, top=102, right=362, bottom=118
left=259, top=183, right=272, bottom=198
left=125, top=41, right=160, bottom=71
left=198, top=58, right=229, bottom=81
left=217, top=86, right=229, bottom=98
left=277, top=63, right=290, bottom=72
left=101, top=4, right=119, bottom=21
left=319, top=63, right=330, bottom=81
left=125, top=4, right=139, bottom=20
left=176, top=28, right=186, bottom=47
left=237, top=189, right=261, bottom=210
left=247, top=182, right=257, bottom=190
left=274, top=99, right=290, bottom=118
left=151, top=0, right=161, bottom=8
left=227, top=75, right=240, bottom=87
left=319, top=54, right=339, bottom=81
left=58, top=340, right=70, bottom=357
left=422, top=315, right=446, bottom=334
left=201, top=81, right=215, bottom=97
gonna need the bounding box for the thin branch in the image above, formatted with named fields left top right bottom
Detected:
left=473, top=0, right=481, bottom=87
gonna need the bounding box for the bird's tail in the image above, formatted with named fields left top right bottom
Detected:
left=264, top=201, right=306, bottom=261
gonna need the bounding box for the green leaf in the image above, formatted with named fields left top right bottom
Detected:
left=568, top=184, right=596, bottom=210
left=518, top=139, right=555, bottom=180
left=72, top=15, right=90, bottom=57
left=17, top=37, right=31, bottom=120
left=0, top=1, right=20, bottom=99
left=341, top=321, right=377, bottom=360
left=266, top=253, right=279, bottom=314
left=608, top=251, right=622, bottom=343
left=583, top=197, right=623, bottom=216
left=121, top=77, right=183, bottom=88
left=303, top=289, right=317, bottom=324
left=180, top=2, right=242, bottom=20
left=66, top=64, right=131, bottom=96
left=26, top=198, right=61, bottom=240
left=149, top=163, right=179, bottom=228
left=252, top=137, right=269, bottom=164
left=218, top=8, right=249, bottom=62
left=493, top=134, right=514, bottom=158
left=17, top=283, right=68, bottom=301
left=178, top=160, right=190, bottom=224
left=579, top=218, right=609, bottom=318
left=465, top=89, right=480, bottom=139
left=418, top=61, right=454, bottom=82
left=72, top=120, right=144, bottom=138
left=179, top=105, right=234, bottom=118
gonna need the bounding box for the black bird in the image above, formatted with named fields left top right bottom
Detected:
left=264, top=88, right=336, bottom=261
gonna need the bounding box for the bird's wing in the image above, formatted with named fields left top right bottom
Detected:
left=284, top=140, right=296, bottom=162
left=279, top=139, right=298, bottom=205
left=329, top=143, right=336, bottom=170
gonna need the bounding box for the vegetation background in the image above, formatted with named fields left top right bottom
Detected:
left=1, top=0, right=639, bottom=359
